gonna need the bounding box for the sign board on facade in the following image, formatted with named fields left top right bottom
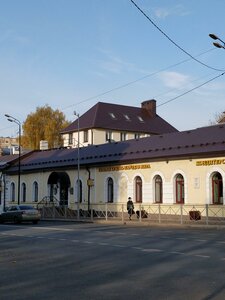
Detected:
left=196, top=159, right=225, bottom=166
left=99, top=164, right=151, bottom=172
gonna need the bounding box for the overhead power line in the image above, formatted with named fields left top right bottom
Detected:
left=130, top=0, right=225, bottom=72
left=62, top=48, right=215, bottom=112
left=157, top=72, right=225, bottom=107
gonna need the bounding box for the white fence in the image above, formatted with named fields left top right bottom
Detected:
left=39, top=203, right=225, bottom=226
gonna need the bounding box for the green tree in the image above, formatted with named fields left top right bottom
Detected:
left=22, top=105, right=70, bottom=150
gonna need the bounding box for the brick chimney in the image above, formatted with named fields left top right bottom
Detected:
left=141, top=99, right=156, bottom=117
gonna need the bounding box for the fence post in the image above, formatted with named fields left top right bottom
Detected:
left=77, top=202, right=80, bottom=220
left=64, top=206, right=67, bottom=219
left=139, top=204, right=142, bottom=222
left=106, top=203, right=108, bottom=221
left=180, top=204, right=183, bottom=224
left=206, top=204, right=209, bottom=225
left=158, top=204, right=161, bottom=223
left=91, top=206, right=93, bottom=221
left=122, top=204, right=124, bottom=223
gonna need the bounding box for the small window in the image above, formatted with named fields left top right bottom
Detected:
left=109, top=112, right=116, bottom=120
left=107, top=177, right=114, bottom=203
left=10, top=182, right=15, bottom=202
left=22, top=183, right=26, bottom=203
left=134, top=133, right=140, bottom=139
left=106, top=131, right=113, bottom=142
left=68, top=133, right=73, bottom=145
left=124, top=114, right=130, bottom=121
left=33, top=181, right=38, bottom=202
left=137, top=116, right=144, bottom=122
left=83, top=130, right=88, bottom=143
left=120, top=132, right=127, bottom=141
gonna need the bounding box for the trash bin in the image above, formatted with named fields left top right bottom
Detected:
left=189, top=210, right=201, bottom=220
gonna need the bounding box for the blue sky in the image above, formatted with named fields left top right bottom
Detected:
left=1, top=0, right=225, bottom=137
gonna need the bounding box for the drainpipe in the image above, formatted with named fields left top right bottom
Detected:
left=87, top=167, right=91, bottom=211
left=0, top=173, right=6, bottom=211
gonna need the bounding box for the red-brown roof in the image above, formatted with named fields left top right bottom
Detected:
left=61, top=101, right=178, bottom=135
left=5, top=124, right=225, bottom=174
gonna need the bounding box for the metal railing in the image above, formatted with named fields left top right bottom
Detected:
left=38, top=203, right=225, bottom=226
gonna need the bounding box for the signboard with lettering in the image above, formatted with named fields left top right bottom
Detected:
left=196, top=159, right=225, bottom=166
left=99, top=164, right=151, bottom=172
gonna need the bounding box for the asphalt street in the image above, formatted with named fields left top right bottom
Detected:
left=0, top=221, right=225, bottom=300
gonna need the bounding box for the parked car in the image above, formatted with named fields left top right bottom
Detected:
left=0, top=205, right=41, bottom=224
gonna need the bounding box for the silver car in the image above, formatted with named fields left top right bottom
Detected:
left=0, top=205, right=41, bottom=224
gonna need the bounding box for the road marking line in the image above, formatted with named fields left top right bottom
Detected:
left=113, top=244, right=126, bottom=248
left=98, top=242, right=109, bottom=246
left=142, top=248, right=162, bottom=253
left=32, top=227, right=73, bottom=231
left=170, top=251, right=186, bottom=255
left=195, top=239, right=207, bottom=242
left=83, top=241, right=94, bottom=244
left=176, top=238, right=187, bottom=240
left=194, top=254, right=210, bottom=258
left=71, top=239, right=80, bottom=242
left=132, top=247, right=143, bottom=250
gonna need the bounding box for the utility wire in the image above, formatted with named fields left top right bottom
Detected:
left=62, top=48, right=215, bottom=111
left=157, top=72, right=225, bottom=107
left=130, top=0, right=225, bottom=72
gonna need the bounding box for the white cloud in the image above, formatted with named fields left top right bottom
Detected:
left=154, top=5, right=190, bottom=19
left=0, top=29, right=30, bottom=46
left=159, top=71, right=190, bottom=89
left=96, top=48, right=149, bottom=75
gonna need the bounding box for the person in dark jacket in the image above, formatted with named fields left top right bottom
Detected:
left=127, top=197, right=134, bottom=220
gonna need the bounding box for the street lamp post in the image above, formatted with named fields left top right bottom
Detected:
left=74, top=111, right=80, bottom=209
left=209, top=33, right=225, bottom=49
left=5, top=114, right=21, bottom=205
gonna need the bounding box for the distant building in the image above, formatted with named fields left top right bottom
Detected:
left=0, top=137, right=19, bottom=156
left=61, top=100, right=178, bottom=148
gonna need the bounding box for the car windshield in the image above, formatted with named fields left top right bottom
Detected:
left=19, top=206, right=34, bottom=210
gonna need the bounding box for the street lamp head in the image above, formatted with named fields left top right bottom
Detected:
left=213, top=42, right=224, bottom=49
left=209, top=33, right=219, bottom=40
left=74, top=111, right=79, bottom=117
left=5, top=114, right=11, bottom=118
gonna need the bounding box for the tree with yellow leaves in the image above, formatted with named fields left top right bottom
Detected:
left=22, top=105, right=70, bottom=150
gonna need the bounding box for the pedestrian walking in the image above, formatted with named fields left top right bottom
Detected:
left=127, top=197, right=134, bottom=220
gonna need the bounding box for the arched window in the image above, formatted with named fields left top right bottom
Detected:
left=135, top=176, right=142, bottom=203
left=10, top=182, right=15, bottom=202
left=107, top=177, right=114, bottom=203
left=175, top=174, right=184, bottom=204
left=22, top=183, right=26, bottom=203
left=212, top=172, right=223, bottom=204
left=33, top=181, right=38, bottom=202
left=76, top=179, right=82, bottom=203
left=155, top=175, right=163, bottom=203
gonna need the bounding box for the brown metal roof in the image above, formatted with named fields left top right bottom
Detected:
left=61, top=101, right=178, bottom=135
left=5, top=124, right=225, bottom=174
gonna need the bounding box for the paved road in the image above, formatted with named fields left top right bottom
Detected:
left=0, top=222, right=225, bottom=300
